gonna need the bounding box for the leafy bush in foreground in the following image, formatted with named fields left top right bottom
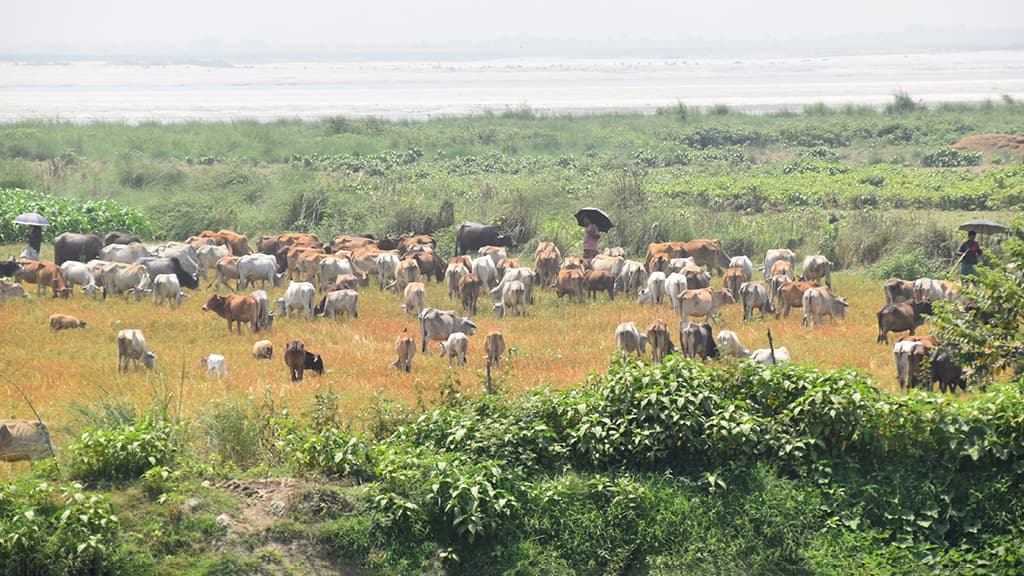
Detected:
left=65, top=416, right=179, bottom=484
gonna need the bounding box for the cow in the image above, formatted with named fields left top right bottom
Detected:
left=391, top=328, right=417, bottom=372
left=590, top=255, right=626, bottom=280
left=493, top=280, right=526, bottom=318
left=0, top=280, right=28, bottom=302
left=213, top=256, right=241, bottom=291
left=936, top=280, right=965, bottom=304
left=930, top=346, right=966, bottom=393
left=104, top=231, right=142, bottom=246
left=117, top=329, right=157, bottom=372
left=377, top=252, right=401, bottom=291
left=614, top=321, right=648, bottom=355
left=439, top=332, right=470, bottom=367
left=646, top=319, right=675, bottom=363
left=419, top=308, right=477, bottom=353
left=678, top=288, right=735, bottom=323
left=769, top=260, right=795, bottom=283
left=471, top=256, right=498, bottom=289
left=202, top=354, right=228, bottom=378
left=763, top=249, right=797, bottom=280
left=728, top=256, right=754, bottom=280
left=913, top=278, right=944, bottom=303
left=136, top=257, right=200, bottom=291
left=99, top=262, right=150, bottom=301
left=456, top=222, right=515, bottom=255
left=284, top=341, right=307, bottom=382
left=664, top=272, right=688, bottom=313
left=196, top=244, right=231, bottom=281
left=681, top=239, right=730, bottom=276
left=644, top=242, right=688, bottom=272
left=304, top=351, right=325, bottom=376
left=397, top=234, right=436, bottom=257
left=668, top=257, right=696, bottom=275
left=555, top=269, right=585, bottom=304
left=250, top=290, right=274, bottom=331
left=750, top=347, right=791, bottom=366
left=535, top=245, right=561, bottom=290
left=60, top=261, right=100, bottom=297
left=616, top=260, right=648, bottom=298
left=198, top=229, right=253, bottom=256
left=801, top=255, right=833, bottom=290
left=458, top=273, right=483, bottom=316
left=313, top=288, right=357, bottom=319
left=583, top=269, right=615, bottom=301
left=479, top=246, right=508, bottom=268
left=49, top=313, right=86, bottom=330
left=0, top=258, right=24, bottom=279
left=16, top=260, right=71, bottom=298
left=277, top=281, right=317, bottom=320
left=387, top=259, right=421, bottom=292
left=100, top=242, right=150, bottom=264
left=739, top=281, right=771, bottom=320
left=680, top=322, right=718, bottom=360
left=561, top=256, right=589, bottom=271
left=496, top=257, right=520, bottom=280
left=319, top=256, right=366, bottom=292
left=53, top=232, right=103, bottom=266
left=884, top=278, right=915, bottom=304
left=202, top=293, right=261, bottom=334
left=876, top=300, right=933, bottom=344
left=238, top=254, right=284, bottom=291
left=802, top=287, right=849, bottom=327
left=402, top=282, right=427, bottom=316
left=0, top=419, right=55, bottom=463
left=151, top=273, right=187, bottom=308
left=490, top=267, right=537, bottom=305
left=297, top=251, right=332, bottom=284
left=152, top=242, right=200, bottom=276
left=722, top=267, right=746, bottom=301
left=325, top=273, right=360, bottom=292
left=773, top=280, right=819, bottom=319
left=715, top=330, right=750, bottom=358
left=484, top=331, right=506, bottom=368
left=252, top=340, right=273, bottom=360
left=286, top=246, right=325, bottom=281
left=637, top=271, right=666, bottom=306
left=445, top=262, right=469, bottom=301
left=893, top=339, right=928, bottom=390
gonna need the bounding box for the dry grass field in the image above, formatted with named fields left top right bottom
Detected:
left=0, top=248, right=919, bottom=455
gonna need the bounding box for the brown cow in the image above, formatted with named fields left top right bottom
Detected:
left=681, top=239, right=730, bottom=276
left=213, top=256, right=241, bottom=291
left=680, top=321, right=719, bottom=360
left=390, top=329, right=416, bottom=373
left=774, top=280, right=820, bottom=319
left=646, top=319, right=675, bottom=363
left=202, top=293, right=261, bottom=334
left=583, top=269, right=615, bottom=301
left=555, top=269, right=585, bottom=304
left=496, top=257, right=521, bottom=280
left=484, top=330, right=506, bottom=368
left=16, top=260, right=71, bottom=298
left=561, top=257, right=589, bottom=271
left=722, top=267, right=746, bottom=301
left=398, top=234, right=435, bottom=256
left=458, top=273, right=483, bottom=316
left=535, top=249, right=560, bottom=290
left=198, top=229, right=253, bottom=256
left=682, top=265, right=710, bottom=290
left=770, top=260, right=795, bottom=281
left=884, top=278, right=915, bottom=304
left=49, top=313, right=86, bottom=330
left=0, top=419, right=55, bottom=463
left=877, top=300, right=933, bottom=344
left=409, top=250, right=444, bottom=283
left=284, top=340, right=306, bottom=381
left=644, top=242, right=687, bottom=272
left=678, top=288, right=735, bottom=323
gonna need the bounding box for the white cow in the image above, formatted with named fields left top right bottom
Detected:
left=492, top=280, right=526, bottom=318
left=202, top=354, right=227, bottom=378
left=616, top=260, right=648, bottom=298
left=402, top=282, right=427, bottom=316
left=154, top=242, right=200, bottom=276
left=319, top=289, right=359, bottom=319
left=100, top=242, right=150, bottom=264
left=152, top=273, right=186, bottom=308
left=319, top=256, right=364, bottom=292
left=59, top=260, right=99, bottom=297
left=238, top=254, right=284, bottom=291
left=802, top=287, right=849, bottom=327
left=739, top=281, right=771, bottom=320
left=763, top=249, right=797, bottom=280
left=489, top=267, right=537, bottom=305
left=196, top=244, right=231, bottom=281
left=728, top=256, right=754, bottom=280
left=668, top=257, right=696, bottom=274
left=377, top=252, right=401, bottom=291
left=101, top=262, right=151, bottom=301
left=716, top=330, right=791, bottom=365
left=0, top=419, right=55, bottom=463
left=250, top=290, right=274, bottom=330
left=117, top=329, right=157, bottom=372
left=638, top=271, right=667, bottom=305
left=419, top=308, right=477, bottom=353
left=471, top=256, right=498, bottom=289
left=664, top=272, right=689, bottom=313
left=276, top=281, right=316, bottom=320
left=614, top=321, right=648, bottom=355
left=913, top=278, right=944, bottom=303
left=478, top=246, right=507, bottom=267
left=750, top=347, right=791, bottom=366
left=439, top=331, right=470, bottom=367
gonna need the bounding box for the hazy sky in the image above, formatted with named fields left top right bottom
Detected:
left=3, top=0, right=1022, bottom=55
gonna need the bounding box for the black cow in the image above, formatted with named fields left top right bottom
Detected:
left=0, top=258, right=23, bottom=278
left=134, top=256, right=200, bottom=290
left=53, top=233, right=103, bottom=266
left=104, top=231, right=142, bottom=246
left=304, top=351, right=324, bottom=375
left=931, top=347, right=966, bottom=393
left=455, top=222, right=515, bottom=255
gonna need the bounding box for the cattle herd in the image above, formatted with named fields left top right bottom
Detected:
left=0, top=224, right=976, bottom=463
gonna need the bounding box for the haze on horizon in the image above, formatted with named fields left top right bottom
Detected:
left=3, top=0, right=1023, bottom=59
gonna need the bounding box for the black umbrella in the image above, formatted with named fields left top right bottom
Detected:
left=959, top=218, right=1007, bottom=235
left=12, top=212, right=50, bottom=227
left=574, top=207, right=613, bottom=232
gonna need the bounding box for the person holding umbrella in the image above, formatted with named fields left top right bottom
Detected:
left=13, top=212, right=50, bottom=261
left=957, top=230, right=982, bottom=279
left=575, top=207, right=613, bottom=260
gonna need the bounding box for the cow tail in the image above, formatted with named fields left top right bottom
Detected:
left=420, top=314, right=428, bottom=353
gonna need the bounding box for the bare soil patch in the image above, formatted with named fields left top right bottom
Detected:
left=953, top=133, right=1024, bottom=157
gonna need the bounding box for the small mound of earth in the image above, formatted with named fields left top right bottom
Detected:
left=953, top=133, right=1024, bottom=156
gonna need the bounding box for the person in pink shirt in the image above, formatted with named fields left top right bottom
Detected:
left=582, top=215, right=600, bottom=260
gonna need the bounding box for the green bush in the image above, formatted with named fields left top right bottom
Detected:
left=922, top=148, right=983, bottom=168
left=66, top=416, right=179, bottom=484
left=0, top=188, right=153, bottom=243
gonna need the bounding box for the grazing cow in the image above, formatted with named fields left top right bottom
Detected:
left=876, top=300, right=933, bottom=344
left=0, top=419, right=55, bottom=463
left=496, top=257, right=520, bottom=280
left=555, top=269, right=585, bottom=304
left=213, top=256, right=241, bottom=291
left=196, top=244, right=231, bottom=281
left=773, top=280, right=819, bottom=319
left=750, top=347, right=791, bottom=366
left=801, top=255, right=833, bottom=290
left=252, top=340, right=273, bottom=360
left=152, top=242, right=200, bottom=276
left=681, top=265, right=710, bottom=291
left=284, top=341, right=306, bottom=381
left=60, top=261, right=99, bottom=297
left=490, top=267, right=537, bottom=305
left=930, top=347, right=966, bottom=393
left=439, top=332, right=470, bottom=367
left=681, top=239, right=731, bottom=276
left=202, top=293, right=261, bottom=334
left=535, top=247, right=561, bottom=290
left=457, top=273, right=483, bottom=316
left=238, top=254, right=284, bottom=291
left=315, top=289, right=359, bottom=319
left=100, top=242, right=150, bottom=264
left=590, top=255, right=626, bottom=280
left=319, top=256, right=366, bottom=292
left=456, top=222, right=515, bottom=255
left=377, top=252, right=401, bottom=291
left=893, top=340, right=929, bottom=390
left=583, top=269, right=615, bottom=301
left=402, top=282, right=427, bottom=316
left=387, top=259, right=421, bottom=292
left=133, top=256, right=200, bottom=291
left=802, top=287, right=849, bottom=327
left=16, top=260, right=72, bottom=298
left=614, top=322, right=648, bottom=355
left=715, top=330, right=750, bottom=358
left=391, top=328, right=417, bottom=372
left=419, top=308, right=477, bottom=353
left=616, top=260, right=648, bottom=298
left=637, top=271, right=667, bottom=306
left=117, top=329, right=157, bottom=372
left=304, top=351, right=325, bottom=375
left=646, top=319, right=675, bottom=363
left=100, top=262, right=150, bottom=301
left=277, top=281, right=316, bottom=320
left=484, top=330, right=506, bottom=368
left=250, top=290, right=274, bottom=331
left=740, top=281, right=771, bottom=320
left=668, top=257, right=696, bottom=275
left=53, top=232, right=103, bottom=266
left=561, top=256, right=589, bottom=271
left=445, top=262, right=469, bottom=300
left=680, top=322, right=718, bottom=360
left=151, top=273, right=187, bottom=308
left=0, top=280, right=28, bottom=302
left=763, top=249, right=797, bottom=280
left=479, top=246, right=508, bottom=268
left=202, top=354, right=228, bottom=378
left=664, top=272, right=688, bottom=313
left=644, top=242, right=688, bottom=272
left=884, top=278, right=915, bottom=305
left=408, top=250, right=445, bottom=283
left=493, top=280, right=526, bottom=318
left=722, top=267, right=746, bottom=301
left=728, top=256, right=754, bottom=280
left=913, top=278, right=944, bottom=303
left=104, top=231, right=142, bottom=246
left=471, top=256, right=498, bottom=289
left=49, top=313, right=86, bottom=330
left=678, top=288, right=735, bottom=323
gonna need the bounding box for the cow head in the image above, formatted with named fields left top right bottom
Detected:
left=911, top=300, right=934, bottom=318
left=203, top=293, right=226, bottom=312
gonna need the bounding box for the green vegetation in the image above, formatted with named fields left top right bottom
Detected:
left=0, top=188, right=153, bottom=244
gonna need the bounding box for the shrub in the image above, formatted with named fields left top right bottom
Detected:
left=922, top=148, right=983, bottom=168
left=0, top=188, right=153, bottom=243
left=869, top=248, right=943, bottom=280
left=66, top=416, right=179, bottom=484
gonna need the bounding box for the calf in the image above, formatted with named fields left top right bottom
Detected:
left=202, top=354, right=228, bottom=378
left=556, top=268, right=585, bottom=304
left=614, top=322, right=648, bottom=355
left=49, top=313, right=87, bottom=331
left=715, top=330, right=750, bottom=358
left=284, top=341, right=306, bottom=381
left=152, top=273, right=186, bottom=308
left=876, top=300, right=932, bottom=344
left=402, top=282, right=427, bottom=316
left=931, top=346, right=966, bottom=393
left=484, top=330, right=506, bottom=368
left=305, top=351, right=325, bottom=376
left=750, top=347, right=791, bottom=366
left=387, top=259, right=421, bottom=291
left=583, top=269, right=615, bottom=301
left=391, top=328, right=416, bottom=372
left=802, top=287, right=849, bottom=327
left=0, top=419, right=55, bottom=463
left=493, top=280, right=526, bottom=318
left=439, top=332, right=470, bottom=367
left=213, top=256, right=241, bottom=291
left=0, top=280, right=27, bottom=302
left=117, top=329, right=157, bottom=372
left=252, top=339, right=273, bottom=360
left=458, top=273, right=483, bottom=316
left=419, top=307, right=477, bottom=354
